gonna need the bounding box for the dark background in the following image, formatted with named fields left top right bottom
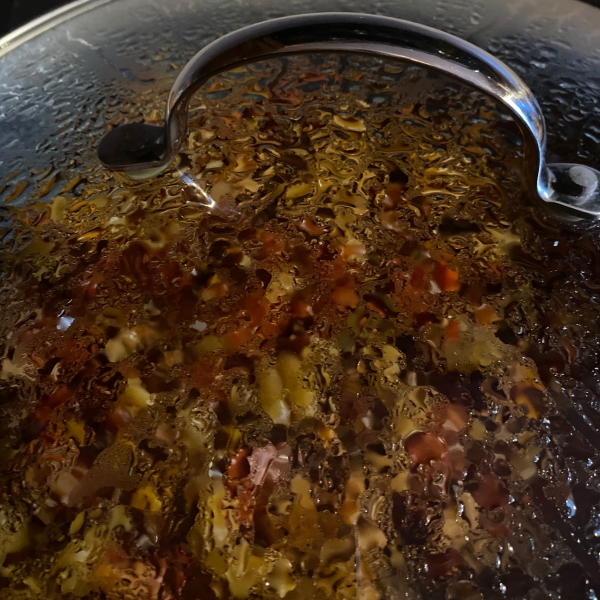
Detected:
left=2, top=0, right=600, bottom=36
left=1, top=0, right=76, bottom=36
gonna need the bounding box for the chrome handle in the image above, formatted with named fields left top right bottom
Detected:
left=97, top=12, right=600, bottom=219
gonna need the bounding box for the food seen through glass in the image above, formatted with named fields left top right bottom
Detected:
left=1, top=54, right=600, bottom=600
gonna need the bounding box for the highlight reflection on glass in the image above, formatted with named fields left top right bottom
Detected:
left=176, top=168, right=239, bottom=219
left=177, top=169, right=216, bottom=209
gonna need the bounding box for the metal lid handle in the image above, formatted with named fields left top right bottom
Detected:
left=97, top=12, right=600, bottom=219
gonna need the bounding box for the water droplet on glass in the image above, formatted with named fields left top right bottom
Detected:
left=56, top=316, right=74, bottom=331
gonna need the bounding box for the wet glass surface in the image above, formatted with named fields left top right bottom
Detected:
left=1, top=54, right=600, bottom=599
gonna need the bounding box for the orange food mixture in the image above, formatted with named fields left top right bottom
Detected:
left=0, top=54, right=600, bottom=600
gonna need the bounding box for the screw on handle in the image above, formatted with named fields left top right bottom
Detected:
left=97, top=12, right=600, bottom=220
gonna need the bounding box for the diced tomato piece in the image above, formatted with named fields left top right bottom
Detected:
left=405, top=432, right=449, bottom=468
left=479, top=514, right=510, bottom=538
left=472, top=471, right=509, bottom=510
left=332, top=282, right=359, bottom=309
left=424, top=549, right=465, bottom=579
left=432, top=261, right=460, bottom=292
left=227, top=447, right=251, bottom=480
left=223, top=327, right=253, bottom=352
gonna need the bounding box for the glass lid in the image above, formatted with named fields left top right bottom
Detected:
left=2, top=1, right=600, bottom=600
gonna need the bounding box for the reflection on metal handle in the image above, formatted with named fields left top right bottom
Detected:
left=97, top=12, right=600, bottom=219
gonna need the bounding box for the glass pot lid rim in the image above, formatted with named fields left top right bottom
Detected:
left=0, top=0, right=113, bottom=57
left=2, top=0, right=600, bottom=58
